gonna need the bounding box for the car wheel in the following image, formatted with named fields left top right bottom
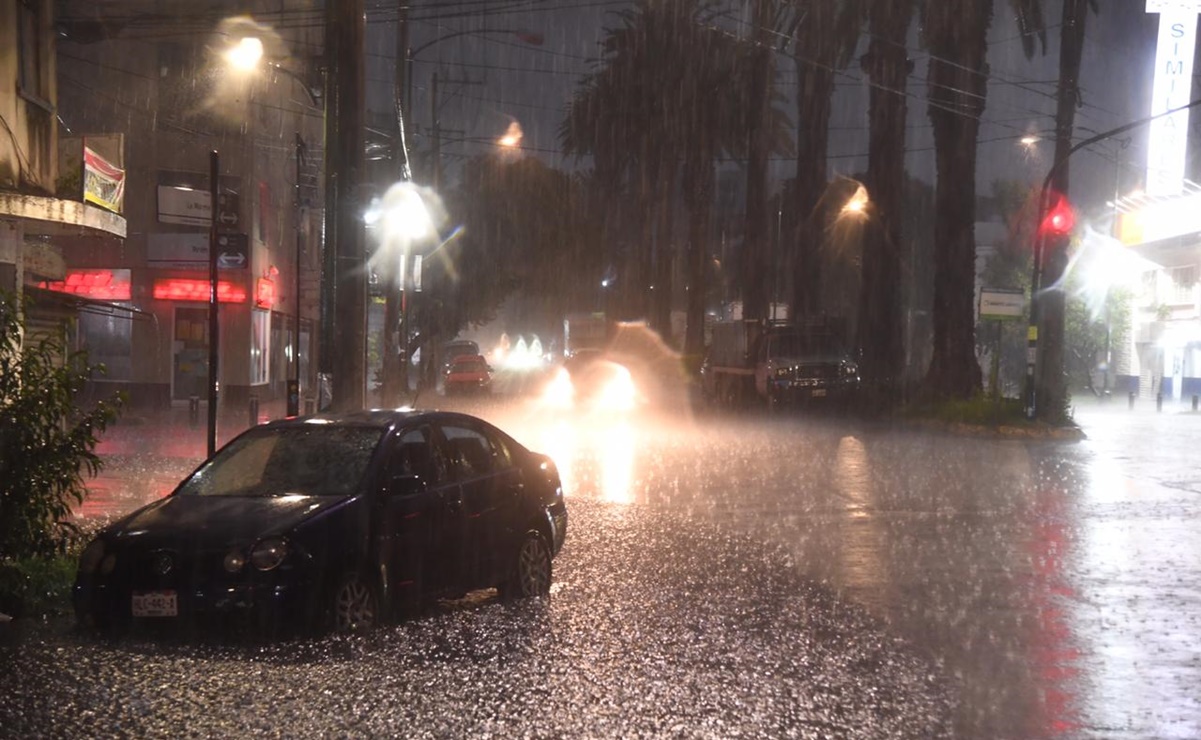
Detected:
left=500, top=530, right=552, bottom=600
left=331, top=573, right=379, bottom=633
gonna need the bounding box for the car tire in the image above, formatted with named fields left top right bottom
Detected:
left=499, top=529, right=552, bottom=600
left=331, top=572, right=379, bottom=634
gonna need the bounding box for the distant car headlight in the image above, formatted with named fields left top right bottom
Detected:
left=775, top=366, right=791, bottom=377
left=542, top=368, right=574, bottom=409
left=223, top=548, right=247, bottom=573
left=842, top=362, right=859, bottom=378
left=598, top=367, right=637, bottom=411
left=78, top=539, right=105, bottom=574
left=249, top=538, right=288, bottom=571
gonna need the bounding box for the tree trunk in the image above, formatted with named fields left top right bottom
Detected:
left=791, top=7, right=835, bottom=319
left=742, top=0, right=773, bottom=322
left=652, top=164, right=677, bottom=339
left=925, top=18, right=989, bottom=398
left=1037, top=0, right=1088, bottom=422
left=858, top=3, right=913, bottom=399
left=684, top=153, right=714, bottom=357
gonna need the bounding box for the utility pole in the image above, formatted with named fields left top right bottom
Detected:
left=320, top=0, right=367, bottom=411
left=207, top=150, right=219, bottom=457
left=289, top=133, right=304, bottom=416
left=381, top=1, right=409, bottom=407
left=431, top=72, right=441, bottom=189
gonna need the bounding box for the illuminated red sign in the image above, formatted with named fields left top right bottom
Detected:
left=40, top=270, right=132, bottom=301
left=153, top=279, right=247, bottom=303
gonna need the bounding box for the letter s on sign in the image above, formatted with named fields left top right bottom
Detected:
left=1172, top=22, right=1185, bottom=39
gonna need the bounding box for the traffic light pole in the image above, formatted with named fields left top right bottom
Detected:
left=1023, top=98, right=1201, bottom=420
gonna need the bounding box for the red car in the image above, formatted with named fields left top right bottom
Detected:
left=444, top=355, right=493, bottom=395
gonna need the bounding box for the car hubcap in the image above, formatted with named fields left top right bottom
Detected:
left=336, top=579, right=375, bottom=632
left=518, top=536, right=550, bottom=596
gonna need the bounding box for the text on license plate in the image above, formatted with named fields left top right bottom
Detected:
left=812, top=389, right=827, bottom=397
left=132, top=591, right=178, bottom=617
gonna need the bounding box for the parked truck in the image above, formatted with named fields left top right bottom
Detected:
left=700, top=317, right=860, bottom=411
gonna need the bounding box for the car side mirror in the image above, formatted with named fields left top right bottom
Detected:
left=388, top=473, right=427, bottom=497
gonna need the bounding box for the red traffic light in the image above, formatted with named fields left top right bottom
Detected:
left=1039, top=194, right=1076, bottom=238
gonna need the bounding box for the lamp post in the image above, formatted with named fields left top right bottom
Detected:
left=223, top=36, right=322, bottom=416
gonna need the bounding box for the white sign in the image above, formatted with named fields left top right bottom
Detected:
left=979, top=289, right=1026, bottom=320
left=148, top=232, right=208, bottom=267
left=157, top=185, right=210, bottom=226
left=1146, top=5, right=1201, bottom=196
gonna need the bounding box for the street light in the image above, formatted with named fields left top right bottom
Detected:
left=221, top=36, right=323, bottom=415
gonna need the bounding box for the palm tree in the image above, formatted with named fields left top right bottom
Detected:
left=922, top=0, right=1044, bottom=398
left=789, top=0, right=865, bottom=319
left=856, top=1, right=915, bottom=402
left=563, top=0, right=754, bottom=344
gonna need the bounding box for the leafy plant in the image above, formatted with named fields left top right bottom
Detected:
left=0, top=291, right=123, bottom=561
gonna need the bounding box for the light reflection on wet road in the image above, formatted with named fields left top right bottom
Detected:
left=51, top=394, right=1201, bottom=738
left=477, top=396, right=1201, bottom=739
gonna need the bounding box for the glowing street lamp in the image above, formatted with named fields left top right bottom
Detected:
left=841, top=184, right=870, bottom=217
left=225, top=37, right=264, bottom=71
left=498, top=121, right=523, bottom=149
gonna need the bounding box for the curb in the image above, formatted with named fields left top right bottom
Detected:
left=904, top=417, right=1087, bottom=441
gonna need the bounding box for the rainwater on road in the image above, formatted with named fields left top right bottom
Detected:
left=2, top=393, right=1198, bottom=739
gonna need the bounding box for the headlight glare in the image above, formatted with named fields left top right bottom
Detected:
left=249, top=538, right=288, bottom=571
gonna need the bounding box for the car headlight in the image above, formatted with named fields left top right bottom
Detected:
left=78, top=539, right=105, bottom=575
left=249, top=538, right=288, bottom=571
left=223, top=548, right=247, bottom=573
left=842, top=362, right=859, bottom=378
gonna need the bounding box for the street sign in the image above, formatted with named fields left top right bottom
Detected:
left=980, top=288, right=1025, bottom=320
left=217, top=192, right=240, bottom=229
left=216, top=233, right=248, bottom=269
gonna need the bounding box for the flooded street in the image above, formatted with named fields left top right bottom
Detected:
left=5, top=396, right=1199, bottom=738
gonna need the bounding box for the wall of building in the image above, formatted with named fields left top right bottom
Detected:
left=54, top=1, right=323, bottom=410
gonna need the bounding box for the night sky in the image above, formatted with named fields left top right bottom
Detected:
left=357, top=1, right=1167, bottom=217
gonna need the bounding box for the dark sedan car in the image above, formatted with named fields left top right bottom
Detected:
left=74, top=410, right=568, bottom=636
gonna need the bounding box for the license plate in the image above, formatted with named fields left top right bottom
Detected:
left=812, top=389, right=827, bottom=397
left=132, top=591, right=178, bottom=618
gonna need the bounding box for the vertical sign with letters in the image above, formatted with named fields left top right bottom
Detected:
left=1146, top=1, right=1201, bottom=196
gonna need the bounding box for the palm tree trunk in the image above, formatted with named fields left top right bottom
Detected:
left=925, top=19, right=988, bottom=398
left=652, top=164, right=677, bottom=338
left=1037, top=0, right=1088, bottom=421
left=792, top=12, right=835, bottom=319
left=858, top=3, right=913, bottom=397
left=742, top=0, right=773, bottom=322
left=684, top=152, right=714, bottom=357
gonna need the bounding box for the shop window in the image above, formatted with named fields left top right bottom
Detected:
left=251, top=309, right=270, bottom=385
left=79, top=310, right=132, bottom=381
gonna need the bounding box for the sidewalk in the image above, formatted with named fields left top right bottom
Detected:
left=95, top=397, right=291, bottom=460
left=80, top=398, right=292, bottom=522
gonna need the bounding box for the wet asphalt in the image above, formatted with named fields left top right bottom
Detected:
left=2, top=392, right=1198, bottom=739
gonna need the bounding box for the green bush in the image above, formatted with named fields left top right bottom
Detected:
left=0, top=554, right=78, bottom=617
left=0, top=291, right=123, bottom=562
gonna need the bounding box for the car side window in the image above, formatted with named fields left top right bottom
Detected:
left=487, top=430, right=515, bottom=470
left=440, top=424, right=494, bottom=480
left=390, top=426, right=443, bottom=488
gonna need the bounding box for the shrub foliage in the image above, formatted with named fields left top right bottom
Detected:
left=0, top=292, right=122, bottom=560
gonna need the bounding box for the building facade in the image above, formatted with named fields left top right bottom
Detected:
left=1, top=0, right=127, bottom=341
left=46, top=1, right=323, bottom=411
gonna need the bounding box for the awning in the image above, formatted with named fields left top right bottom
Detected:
left=0, top=192, right=126, bottom=238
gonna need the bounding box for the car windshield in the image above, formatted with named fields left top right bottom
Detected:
left=176, top=426, right=386, bottom=497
